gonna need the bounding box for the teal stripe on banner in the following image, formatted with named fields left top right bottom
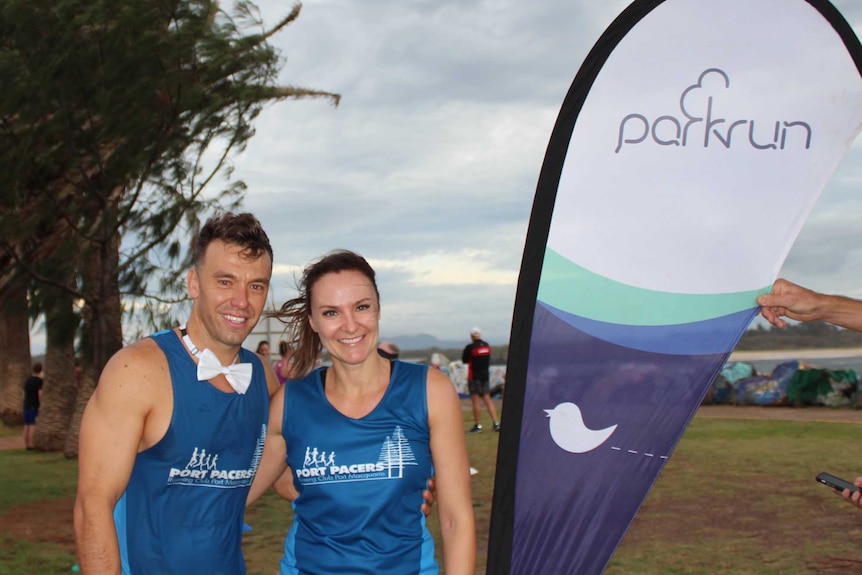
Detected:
left=537, top=248, right=769, bottom=326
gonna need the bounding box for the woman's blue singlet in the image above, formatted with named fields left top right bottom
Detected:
left=113, top=330, right=269, bottom=574
left=280, top=360, right=438, bottom=575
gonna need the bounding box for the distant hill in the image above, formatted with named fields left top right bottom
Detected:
left=380, top=334, right=509, bottom=365
left=383, top=333, right=464, bottom=351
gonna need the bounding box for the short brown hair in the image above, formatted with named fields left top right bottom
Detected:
left=191, top=212, right=273, bottom=267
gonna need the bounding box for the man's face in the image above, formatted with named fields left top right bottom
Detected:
left=188, top=239, right=272, bottom=351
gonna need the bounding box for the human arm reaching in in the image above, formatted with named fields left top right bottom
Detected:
left=757, top=278, right=862, bottom=332
left=836, top=477, right=862, bottom=510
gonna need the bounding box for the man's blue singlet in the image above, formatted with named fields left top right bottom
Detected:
left=113, top=330, right=269, bottom=575
left=280, top=360, right=438, bottom=575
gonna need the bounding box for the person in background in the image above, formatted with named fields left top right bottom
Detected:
left=248, top=249, right=475, bottom=575
left=256, top=340, right=271, bottom=364
left=377, top=341, right=400, bottom=360
left=462, top=327, right=500, bottom=434
left=274, top=340, right=295, bottom=385
left=74, top=212, right=279, bottom=575
left=758, top=278, right=862, bottom=510
left=22, top=362, right=44, bottom=451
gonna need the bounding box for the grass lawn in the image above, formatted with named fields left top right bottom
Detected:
left=3, top=406, right=862, bottom=574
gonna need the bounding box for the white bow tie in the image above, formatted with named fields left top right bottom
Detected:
left=196, top=348, right=253, bottom=394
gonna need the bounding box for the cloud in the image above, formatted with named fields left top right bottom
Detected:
left=241, top=0, right=862, bottom=345
left=32, top=0, right=862, bottom=354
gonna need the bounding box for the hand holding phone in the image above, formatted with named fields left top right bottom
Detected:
left=816, top=472, right=860, bottom=494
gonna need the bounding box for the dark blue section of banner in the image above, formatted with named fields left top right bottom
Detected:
left=511, top=304, right=725, bottom=573
left=487, top=1, right=862, bottom=574
left=543, top=303, right=760, bottom=355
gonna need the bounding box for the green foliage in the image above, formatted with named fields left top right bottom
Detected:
left=738, top=320, right=862, bottom=350
left=0, top=0, right=339, bottom=363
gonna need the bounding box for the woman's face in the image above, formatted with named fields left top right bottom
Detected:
left=308, top=269, right=380, bottom=366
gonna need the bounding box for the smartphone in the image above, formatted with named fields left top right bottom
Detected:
left=816, top=472, right=860, bottom=494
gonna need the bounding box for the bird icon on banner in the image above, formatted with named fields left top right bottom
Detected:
left=545, top=402, right=618, bottom=454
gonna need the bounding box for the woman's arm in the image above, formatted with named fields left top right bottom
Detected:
left=426, top=368, right=476, bottom=574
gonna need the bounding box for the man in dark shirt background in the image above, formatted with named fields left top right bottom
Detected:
left=23, top=362, right=44, bottom=450
left=462, top=327, right=500, bottom=434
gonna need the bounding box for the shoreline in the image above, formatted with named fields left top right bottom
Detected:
left=729, top=347, right=862, bottom=362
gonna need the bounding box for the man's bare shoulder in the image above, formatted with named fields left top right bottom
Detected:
left=97, top=336, right=171, bottom=399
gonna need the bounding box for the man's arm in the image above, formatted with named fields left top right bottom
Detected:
left=757, top=278, right=862, bottom=331
left=259, top=354, right=281, bottom=398
left=247, top=385, right=289, bottom=507
left=74, top=342, right=161, bottom=575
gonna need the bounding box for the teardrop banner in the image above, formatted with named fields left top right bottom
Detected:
left=488, top=1, right=862, bottom=574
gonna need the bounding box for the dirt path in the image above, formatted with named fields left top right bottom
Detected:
left=0, top=435, right=23, bottom=450
left=695, top=404, right=862, bottom=424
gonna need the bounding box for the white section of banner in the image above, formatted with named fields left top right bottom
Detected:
left=547, top=0, right=862, bottom=294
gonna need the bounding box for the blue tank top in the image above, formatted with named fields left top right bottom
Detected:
left=113, top=330, right=269, bottom=575
left=280, top=360, right=438, bottom=575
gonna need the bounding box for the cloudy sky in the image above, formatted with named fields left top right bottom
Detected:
left=242, top=0, right=862, bottom=346
left=236, top=0, right=862, bottom=348
left=28, top=1, right=862, bottom=354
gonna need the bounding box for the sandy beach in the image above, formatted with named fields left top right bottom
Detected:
left=728, top=347, right=862, bottom=362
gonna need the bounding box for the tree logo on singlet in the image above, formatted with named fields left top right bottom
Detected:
left=295, top=425, right=419, bottom=485
left=166, top=423, right=266, bottom=488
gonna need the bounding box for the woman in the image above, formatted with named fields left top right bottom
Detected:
left=255, top=340, right=271, bottom=363
left=249, top=250, right=475, bottom=575
left=274, top=340, right=294, bottom=385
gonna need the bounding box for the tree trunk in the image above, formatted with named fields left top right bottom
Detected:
left=65, top=232, right=123, bottom=458
left=64, top=363, right=97, bottom=459
left=34, top=287, right=79, bottom=451
left=0, top=284, right=31, bottom=426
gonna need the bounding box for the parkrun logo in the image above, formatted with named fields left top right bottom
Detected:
left=295, top=425, right=418, bottom=486
left=167, top=424, right=266, bottom=488
left=615, top=68, right=812, bottom=153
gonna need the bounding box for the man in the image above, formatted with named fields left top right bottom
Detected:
left=758, top=278, right=862, bottom=511
left=462, top=327, right=500, bottom=434
left=22, top=362, right=44, bottom=451
left=74, top=212, right=279, bottom=574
